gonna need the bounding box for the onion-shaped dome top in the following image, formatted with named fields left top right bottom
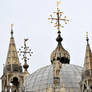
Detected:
left=24, top=64, right=82, bottom=92
left=51, top=34, right=70, bottom=64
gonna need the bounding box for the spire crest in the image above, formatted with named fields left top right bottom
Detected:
left=86, top=32, right=89, bottom=44
left=11, top=24, right=14, bottom=37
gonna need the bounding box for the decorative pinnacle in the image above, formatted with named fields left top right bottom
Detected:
left=48, top=1, right=69, bottom=34
left=86, top=32, right=89, bottom=44
left=18, top=39, right=33, bottom=72
left=11, top=24, right=14, bottom=37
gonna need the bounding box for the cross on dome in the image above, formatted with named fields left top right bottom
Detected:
left=48, top=1, right=69, bottom=34
left=49, top=1, right=70, bottom=64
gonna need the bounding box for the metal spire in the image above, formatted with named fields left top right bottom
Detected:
left=11, top=24, right=14, bottom=37
left=48, top=0, right=69, bottom=34
left=18, top=39, right=33, bottom=74
left=86, top=32, right=89, bottom=44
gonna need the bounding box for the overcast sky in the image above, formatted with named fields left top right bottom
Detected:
left=0, top=0, right=92, bottom=91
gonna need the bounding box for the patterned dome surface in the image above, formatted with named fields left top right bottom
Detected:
left=25, top=64, right=82, bottom=92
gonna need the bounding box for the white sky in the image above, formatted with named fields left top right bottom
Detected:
left=0, top=0, right=92, bottom=91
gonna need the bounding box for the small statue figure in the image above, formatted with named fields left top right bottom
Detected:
left=53, top=60, right=62, bottom=78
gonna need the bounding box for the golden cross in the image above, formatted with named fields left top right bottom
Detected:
left=48, top=1, right=69, bottom=33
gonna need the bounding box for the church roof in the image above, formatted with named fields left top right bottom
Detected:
left=25, top=64, right=82, bottom=92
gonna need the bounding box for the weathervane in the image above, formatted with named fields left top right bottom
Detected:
left=18, top=39, right=33, bottom=73
left=48, top=0, right=69, bottom=34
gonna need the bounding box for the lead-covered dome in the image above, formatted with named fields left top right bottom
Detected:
left=51, top=34, right=70, bottom=64
left=25, top=64, right=82, bottom=92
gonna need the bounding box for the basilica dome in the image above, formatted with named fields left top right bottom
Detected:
left=24, top=5, right=83, bottom=92
left=25, top=64, right=82, bottom=92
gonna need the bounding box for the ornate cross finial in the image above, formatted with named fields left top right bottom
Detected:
left=48, top=1, right=69, bottom=34
left=18, top=39, right=33, bottom=73
left=86, top=32, right=89, bottom=44
left=11, top=24, right=14, bottom=37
